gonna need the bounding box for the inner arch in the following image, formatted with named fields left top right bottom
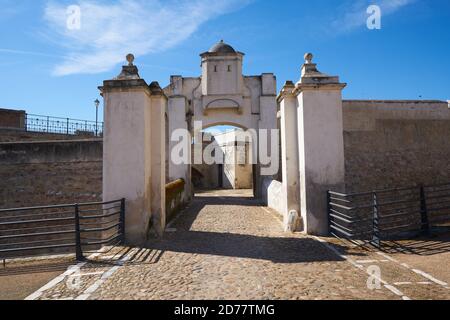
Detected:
left=192, top=124, right=254, bottom=197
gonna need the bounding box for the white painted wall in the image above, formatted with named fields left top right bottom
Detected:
left=279, top=85, right=300, bottom=223
left=164, top=43, right=278, bottom=199
left=102, top=86, right=153, bottom=245
left=150, top=93, right=166, bottom=237
left=297, top=88, right=345, bottom=235
left=262, top=178, right=285, bottom=216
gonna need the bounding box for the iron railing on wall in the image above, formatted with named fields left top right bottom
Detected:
left=25, top=113, right=104, bottom=137
left=0, top=199, right=125, bottom=261
left=327, top=183, right=450, bottom=247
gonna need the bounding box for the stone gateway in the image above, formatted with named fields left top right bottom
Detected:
left=98, top=41, right=450, bottom=244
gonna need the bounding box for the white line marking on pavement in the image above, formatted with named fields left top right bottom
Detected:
left=376, top=252, right=399, bottom=263
left=75, top=248, right=139, bottom=300
left=311, top=235, right=410, bottom=300
left=24, top=249, right=105, bottom=300
left=376, top=251, right=448, bottom=288
left=411, top=269, right=448, bottom=287
left=356, top=259, right=389, bottom=264
left=394, top=281, right=432, bottom=286
left=262, top=206, right=422, bottom=299
left=69, top=271, right=105, bottom=277
left=384, top=284, right=404, bottom=297
left=25, top=262, right=86, bottom=300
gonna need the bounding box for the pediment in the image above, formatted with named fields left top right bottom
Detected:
left=206, top=99, right=240, bottom=110
left=201, top=95, right=244, bottom=115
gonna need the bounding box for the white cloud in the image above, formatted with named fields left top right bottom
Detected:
left=330, top=0, right=416, bottom=34
left=43, top=0, right=249, bottom=76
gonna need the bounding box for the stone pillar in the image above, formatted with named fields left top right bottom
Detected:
left=257, top=73, right=278, bottom=198
left=167, top=76, right=192, bottom=201
left=100, top=54, right=166, bottom=244
left=149, top=82, right=166, bottom=237
left=295, top=53, right=346, bottom=235
left=277, top=81, right=300, bottom=223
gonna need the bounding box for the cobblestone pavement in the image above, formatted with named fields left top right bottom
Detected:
left=26, top=190, right=449, bottom=300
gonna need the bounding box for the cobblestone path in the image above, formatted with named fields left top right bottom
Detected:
left=27, top=190, right=449, bottom=300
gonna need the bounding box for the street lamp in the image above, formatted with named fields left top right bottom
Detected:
left=94, top=98, right=100, bottom=136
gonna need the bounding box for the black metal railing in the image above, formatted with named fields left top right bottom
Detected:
left=25, top=113, right=104, bottom=136
left=327, top=183, right=450, bottom=247
left=0, top=199, right=125, bottom=261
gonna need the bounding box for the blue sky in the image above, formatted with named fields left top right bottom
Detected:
left=0, top=0, right=449, bottom=121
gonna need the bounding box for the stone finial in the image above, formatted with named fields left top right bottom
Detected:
left=126, top=53, right=135, bottom=66
left=113, top=53, right=140, bottom=80
left=298, top=53, right=344, bottom=87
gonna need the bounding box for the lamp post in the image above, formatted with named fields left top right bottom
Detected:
left=94, top=98, right=100, bottom=136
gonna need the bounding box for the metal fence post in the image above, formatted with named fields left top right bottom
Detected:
left=74, top=204, right=84, bottom=261
left=66, top=118, right=69, bottom=135
left=326, top=191, right=332, bottom=236
left=419, top=185, right=430, bottom=235
left=120, top=198, right=126, bottom=243
left=372, top=192, right=380, bottom=248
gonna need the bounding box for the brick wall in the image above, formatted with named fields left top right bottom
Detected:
left=343, top=100, right=450, bottom=192
left=0, top=139, right=102, bottom=209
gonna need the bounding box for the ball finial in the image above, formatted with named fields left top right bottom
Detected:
left=126, top=53, right=135, bottom=66
left=304, top=53, right=313, bottom=64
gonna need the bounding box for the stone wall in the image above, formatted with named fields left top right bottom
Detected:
left=343, top=100, right=450, bottom=192
left=0, top=128, right=97, bottom=143
left=0, top=108, right=25, bottom=129
left=0, top=139, right=102, bottom=209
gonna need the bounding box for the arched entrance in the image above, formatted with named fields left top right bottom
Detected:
left=192, top=124, right=255, bottom=197
left=101, top=44, right=348, bottom=243
left=165, top=40, right=278, bottom=201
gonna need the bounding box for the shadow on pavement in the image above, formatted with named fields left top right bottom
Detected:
left=381, top=229, right=450, bottom=256
left=0, top=258, right=75, bottom=277
left=147, top=230, right=348, bottom=263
